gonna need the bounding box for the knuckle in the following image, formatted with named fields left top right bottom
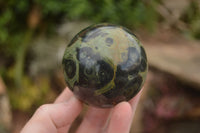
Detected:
left=36, top=104, right=51, bottom=114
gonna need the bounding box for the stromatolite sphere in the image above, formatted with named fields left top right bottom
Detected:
left=62, top=24, right=148, bottom=108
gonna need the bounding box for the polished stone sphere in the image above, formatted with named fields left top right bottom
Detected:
left=62, top=23, right=148, bottom=108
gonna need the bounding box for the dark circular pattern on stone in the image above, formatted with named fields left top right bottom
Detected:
left=62, top=23, right=148, bottom=108
left=97, top=60, right=114, bottom=87
left=63, top=59, right=76, bottom=79
left=140, top=58, right=147, bottom=72
left=105, top=37, right=113, bottom=46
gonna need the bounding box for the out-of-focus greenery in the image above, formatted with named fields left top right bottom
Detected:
left=0, top=0, right=199, bottom=111
left=181, top=0, right=200, bottom=39
left=0, top=0, right=159, bottom=57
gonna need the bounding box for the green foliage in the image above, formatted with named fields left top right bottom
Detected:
left=0, top=0, right=159, bottom=54
left=181, top=1, right=200, bottom=39
left=7, top=68, right=53, bottom=111
left=63, top=0, right=159, bottom=30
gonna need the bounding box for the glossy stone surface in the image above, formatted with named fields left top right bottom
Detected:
left=62, top=24, right=148, bottom=108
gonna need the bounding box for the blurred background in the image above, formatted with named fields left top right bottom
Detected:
left=0, top=0, right=200, bottom=133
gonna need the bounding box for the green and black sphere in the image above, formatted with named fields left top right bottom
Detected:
left=62, top=24, right=148, bottom=108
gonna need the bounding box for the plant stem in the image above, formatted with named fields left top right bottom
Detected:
left=15, top=29, right=34, bottom=89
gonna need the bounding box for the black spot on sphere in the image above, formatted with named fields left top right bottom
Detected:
left=140, top=46, right=147, bottom=59
left=97, top=60, right=114, bottom=87
left=129, top=66, right=139, bottom=75
left=78, top=64, right=90, bottom=88
left=114, top=65, right=129, bottom=89
left=139, top=46, right=147, bottom=72
left=102, top=86, right=121, bottom=99
left=102, top=66, right=122, bottom=99
left=140, top=58, right=147, bottom=72
left=105, top=37, right=113, bottom=46
left=123, top=75, right=143, bottom=100
left=125, top=75, right=143, bottom=91
left=63, top=59, right=76, bottom=79
left=85, top=68, right=93, bottom=75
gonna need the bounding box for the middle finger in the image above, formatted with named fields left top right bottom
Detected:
left=76, top=106, right=111, bottom=133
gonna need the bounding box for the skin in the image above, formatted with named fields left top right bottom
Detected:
left=21, top=87, right=142, bottom=133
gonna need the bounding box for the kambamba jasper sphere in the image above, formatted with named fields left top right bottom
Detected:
left=62, top=23, right=148, bottom=108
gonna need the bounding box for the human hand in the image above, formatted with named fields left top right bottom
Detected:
left=21, top=87, right=141, bottom=133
